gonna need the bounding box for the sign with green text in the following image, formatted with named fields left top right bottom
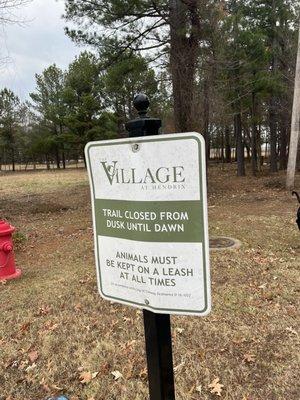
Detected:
left=85, top=132, right=211, bottom=316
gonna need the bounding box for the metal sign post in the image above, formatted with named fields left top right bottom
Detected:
left=85, top=93, right=211, bottom=400
left=126, top=94, right=175, bottom=400
left=143, top=310, right=175, bottom=400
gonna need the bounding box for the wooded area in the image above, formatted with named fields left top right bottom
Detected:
left=1, top=2, right=299, bottom=399
left=0, top=0, right=299, bottom=179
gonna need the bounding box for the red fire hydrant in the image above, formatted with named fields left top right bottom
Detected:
left=0, top=220, right=21, bottom=281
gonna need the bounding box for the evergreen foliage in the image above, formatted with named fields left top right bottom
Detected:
left=0, top=0, right=299, bottom=174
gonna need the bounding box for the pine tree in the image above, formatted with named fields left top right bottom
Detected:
left=0, top=88, right=21, bottom=171
left=63, top=0, right=215, bottom=132
left=30, top=65, right=67, bottom=168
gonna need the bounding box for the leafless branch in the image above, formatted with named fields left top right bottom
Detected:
left=0, top=0, right=31, bottom=26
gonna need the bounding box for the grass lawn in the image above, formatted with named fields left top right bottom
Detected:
left=0, top=166, right=299, bottom=400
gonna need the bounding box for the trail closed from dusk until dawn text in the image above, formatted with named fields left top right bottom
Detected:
left=85, top=132, right=211, bottom=316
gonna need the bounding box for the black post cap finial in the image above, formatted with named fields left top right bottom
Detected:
left=126, top=93, right=161, bottom=137
left=133, top=93, right=150, bottom=118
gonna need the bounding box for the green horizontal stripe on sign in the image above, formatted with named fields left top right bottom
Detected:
left=95, top=199, right=204, bottom=243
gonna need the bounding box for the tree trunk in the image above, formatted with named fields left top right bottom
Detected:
left=83, top=148, right=87, bottom=168
left=251, top=92, right=258, bottom=175
left=46, top=154, right=50, bottom=170
left=11, top=148, right=15, bottom=172
left=251, top=127, right=258, bottom=175
left=62, top=149, right=66, bottom=169
left=257, top=124, right=262, bottom=171
left=269, top=97, right=278, bottom=172
left=59, top=123, right=66, bottom=169
left=235, top=113, right=245, bottom=176
left=55, top=146, right=60, bottom=169
left=269, top=4, right=279, bottom=173
left=279, top=112, right=288, bottom=170
left=286, top=23, right=300, bottom=189
left=225, top=126, right=231, bottom=162
left=221, top=130, right=224, bottom=163
left=203, top=78, right=210, bottom=161
left=245, top=142, right=251, bottom=161
left=169, top=0, right=198, bottom=132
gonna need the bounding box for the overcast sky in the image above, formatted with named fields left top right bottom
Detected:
left=0, top=0, right=81, bottom=100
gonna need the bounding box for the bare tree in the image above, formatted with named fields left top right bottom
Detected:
left=0, top=0, right=31, bottom=25
left=0, top=0, right=31, bottom=67
left=286, top=23, right=300, bottom=190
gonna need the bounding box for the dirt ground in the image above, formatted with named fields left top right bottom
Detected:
left=0, top=165, right=299, bottom=400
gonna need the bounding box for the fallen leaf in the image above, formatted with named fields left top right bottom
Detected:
left=198, top=350, right=206, bottom=359
left=41, top=321, right=59, bottom=333
left=139, top=367, right=147, bottom=380
left=5, top=359, right=19, bottom=369
left=258, top=283, right=267, bottom=289
left=124, top=364, right=134, bottom=380
left=99, top=362, right=110, bottom=374
left=208, top=377, right=224, bottom=396
left=51, top=384, right=63, bottom=390
left=25, top=376, right=35, bottom=384
left=19, top=322, right=31, bottom=333
left=123, top=339, right=137, bottom=351
left=232, top=337, right=247, bottom=345
left=173, top=361, right=185, bottom=373
left=36, top=305, right=51, bottom=316
left=243, top=353, right=256, bottom=363
left=40, top=379, right=51, bottom=393
left=79, top=371, right=92, bottom=384
left=111, top=370, right=123, bottom=380
left=79, top=370, right=98, bottom=384
left=26, top=363, right=37, bottom=372
left=195, top=384, right=202, bottom=393
left=18, top=360, right=29, bottom=370
left=28, top=350, right=39, bottom=363
left=74, top=303, right=82, bottom=311
left=286, top=327, right=298, bottom=336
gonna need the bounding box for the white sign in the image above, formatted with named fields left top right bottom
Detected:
left=85, top=132, right=211, bottom=316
